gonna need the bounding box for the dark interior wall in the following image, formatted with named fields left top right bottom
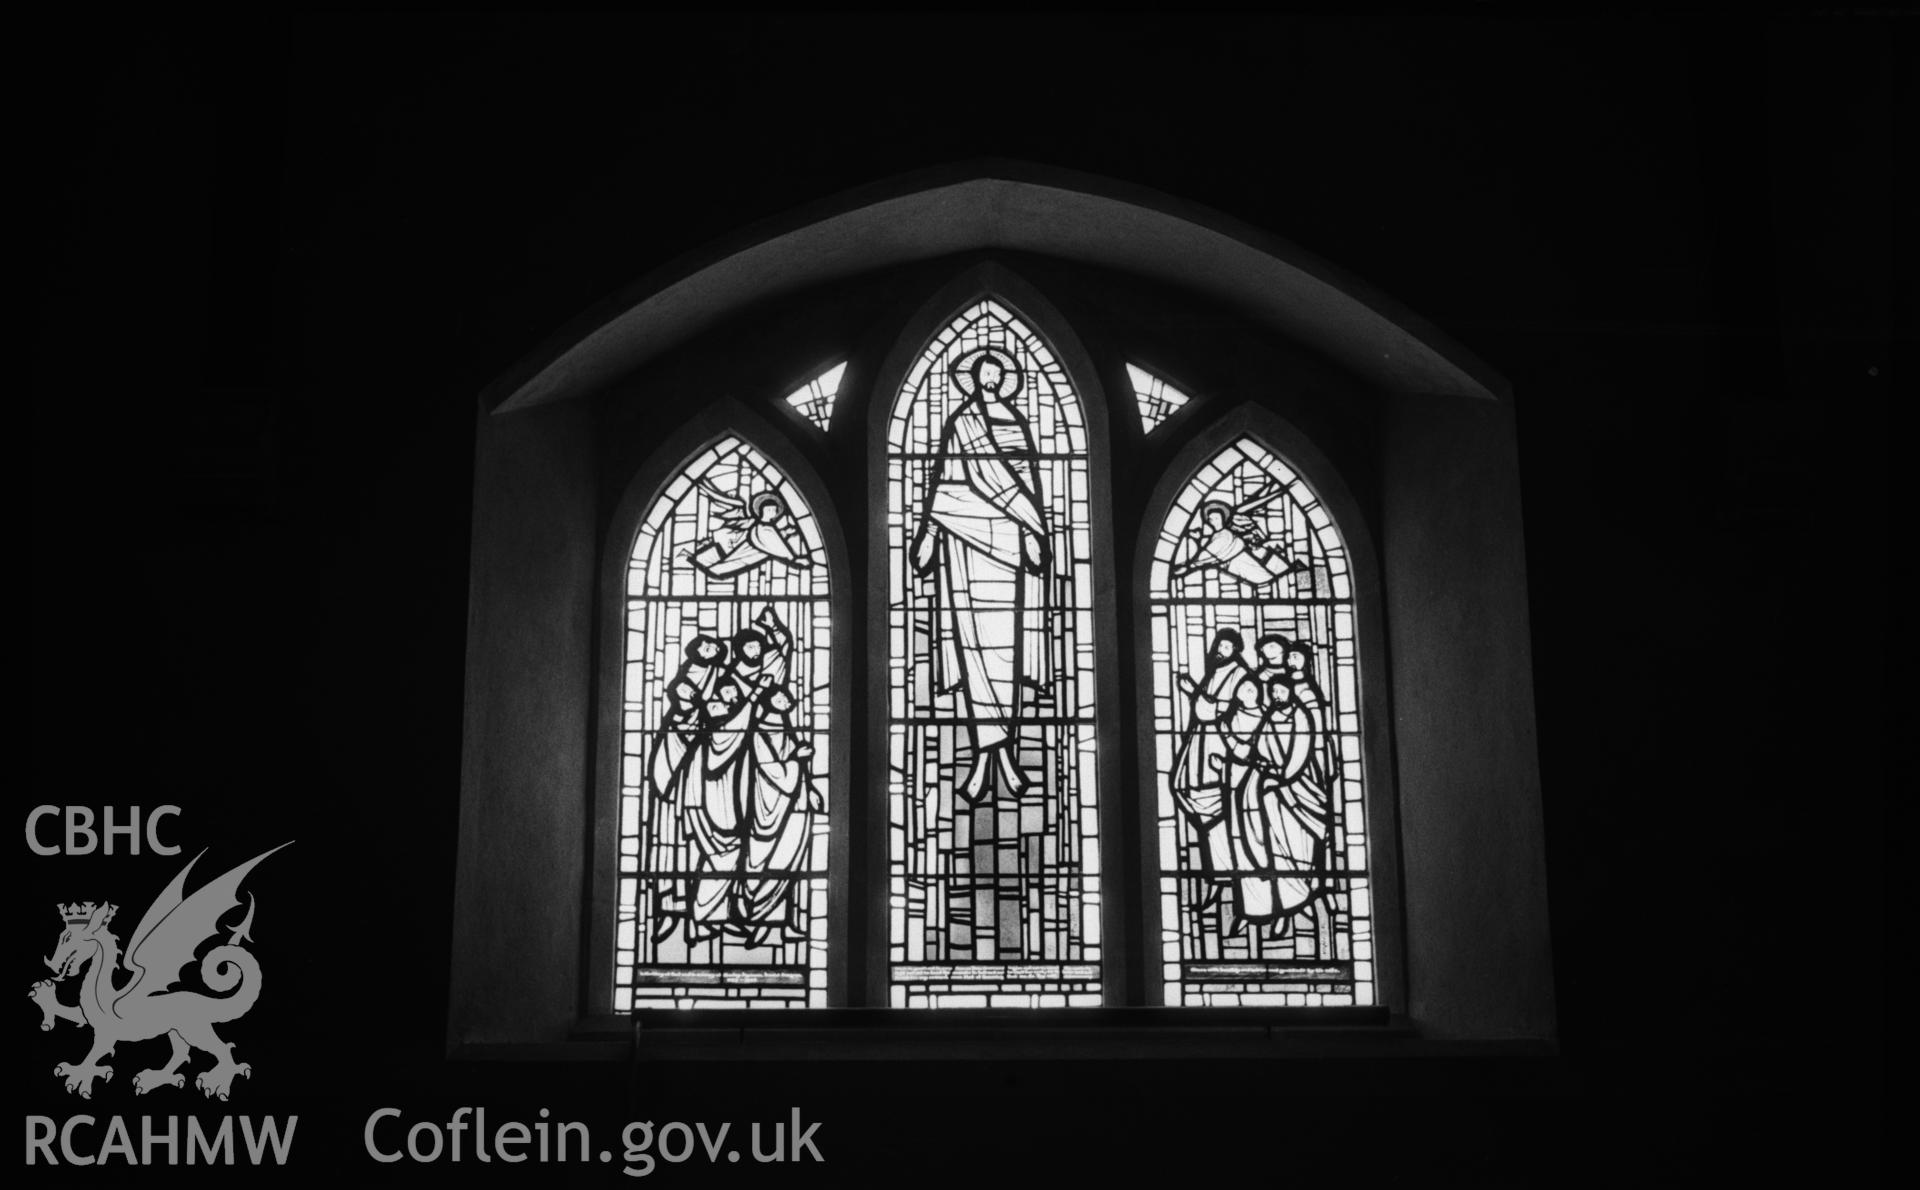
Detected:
left=451, top=400, right=596, bottom=1045
left=1381, top=393, right=1552, bottom=1040
left=27, top=11, right=1893, bottom=1184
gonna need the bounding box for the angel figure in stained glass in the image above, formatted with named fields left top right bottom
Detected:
left=909, top=347, right=1052, bottom=801
left=1171, top=486, right=1310, bottom=589
left=688, top=482, right=815, bottom=579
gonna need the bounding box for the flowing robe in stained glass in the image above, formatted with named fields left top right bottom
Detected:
left=1171, top=641, right=1262, bottom=883
left=1150, top=436, right=1372, bottom=1006
left=1233, top=680, right=1332, bottom=923
left=914, top=394, right=1050, bottom=752
left=683, top=685, right=756, bottom=934
left=886, top=301, right=1102, bottom=1006
left=617, top=437, right=829, bottom=1009
left=740, top=695, right=816, bottom=942
left=659, top=623, right=816, bottom=944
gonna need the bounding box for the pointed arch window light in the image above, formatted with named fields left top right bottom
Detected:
left=883, top=299, right=1103, bottom=1008
left=782, top=361, right=848, bottom=432
left=1125, top=363, right=1191, bottom=434
left=615, top=436, right=832, bottom=1010
left=1146, top=436, right=1373, bottom=1007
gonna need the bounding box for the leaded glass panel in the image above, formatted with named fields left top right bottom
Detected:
left=1125, top=363, right=1190, bottom=433
left=1147, top=437, right=1373, bottom=1007
left=615, top=436, right=830, bottom=1010
left=884, top=300, right=1102, bottom=1008
left=783, top=361, right=847, bottom=432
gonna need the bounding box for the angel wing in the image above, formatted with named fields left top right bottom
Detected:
left=696, top=480, right=753, bottom=527
left=117, top=842, right=293, bottom=1005
left=1232, top=483, right=1285, bottom=518
left=1229, top=515, right=1272, bottom=546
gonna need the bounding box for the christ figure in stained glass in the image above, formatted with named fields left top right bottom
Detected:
left=908, top=348, right=1051, bottom=800
left=1171, top=487, right=1309, bottom=590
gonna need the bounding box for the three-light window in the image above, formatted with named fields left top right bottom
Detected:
left=613, top=284, right=1374, bottom=1012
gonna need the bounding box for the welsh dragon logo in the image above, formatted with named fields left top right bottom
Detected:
left=28, top=843, right=290, bottom=1100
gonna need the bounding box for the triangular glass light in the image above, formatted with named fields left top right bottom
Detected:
left=1126, top=363, right=1191, bottom=433
left=783, top=361, right=848, bottom=431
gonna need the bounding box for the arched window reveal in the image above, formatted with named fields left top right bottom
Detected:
left=615, top=436, right=831, bottom=1009
left=1148, top=437, right=1374, bottom=1007
left=885, top=299, right=1102, bottom=1008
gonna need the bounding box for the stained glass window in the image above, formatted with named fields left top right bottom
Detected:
left=884, top=300, right=1103, bottom=1008
left=1147, top=437, right=1373, bottom=1007
left=1125, top=363, right=1190, bottom=434
left=614, top=436, right=831, bottom=1010
left=783, top=361, right=847, bottom=432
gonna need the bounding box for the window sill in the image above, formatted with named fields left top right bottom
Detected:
left=449, top=1010, right=1555, bottom=1063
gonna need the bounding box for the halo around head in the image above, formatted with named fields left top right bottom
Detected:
left=948, top=346, right=1024, bottom=402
